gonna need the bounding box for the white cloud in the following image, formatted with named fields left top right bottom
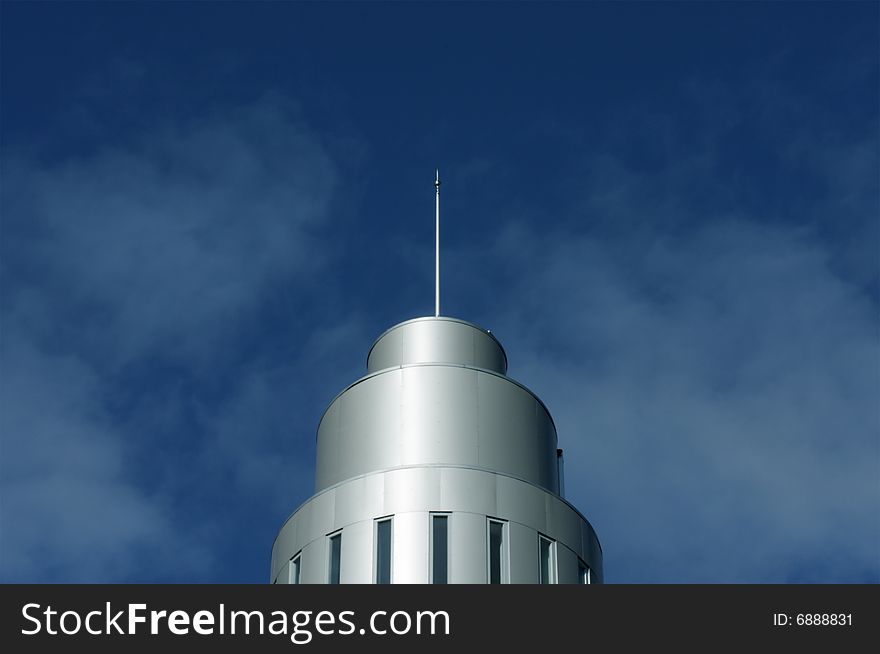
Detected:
left=0, top=331, right=195, bottom=581
left=1, top=98, right=341, bottom=581
left=4, top=98, right=336, bottom=369
left=460, top=183, right=878, bottom=582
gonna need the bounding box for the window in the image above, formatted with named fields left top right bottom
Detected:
left=375, top=517, right=393, bottom=584
left=431, top=513, right=449, bottom=584
left=578, top=559, right=591, bottom=585
left=289, top=552, right=301, bottom=585
left=539, top=535, right=556, bottom=584
left=487, top=519, right=507, bottom=584
left=328, top=532, right=342, bottom=584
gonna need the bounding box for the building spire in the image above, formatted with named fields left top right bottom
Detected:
left=435, top=169, right=441, bottom=317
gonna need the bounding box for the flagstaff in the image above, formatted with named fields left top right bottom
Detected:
left=435, top=169, right=441, bottom=317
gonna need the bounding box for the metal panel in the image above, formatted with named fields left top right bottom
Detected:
left=339, top=520, right=372, bottom=584
left=316, top=366, right=559, bottom=493
left=367, top=317, right=507, bottom=374
left=580, top=519, right=604, bottom=581
left=399, top=367, right=479, bottom=467
left=362, top=472, right=387, bottom=521
left=508, top=521, right=536, bottom=584
left=383, top=467, right=441, bottom=514
left=392, top=512, right=428, bottom=584
left=496, top=471, right=547, bottom=532
left=314, top=400, right=341, bottom=491
left=303, top=489, right=334, bottom=542
left=440, top=467, right=497, bottom=516
left=271, top=466, right=603, bottom=585
left=332, top=476, right=367, bottom=528
left=555, top=542, right=578, bottom=584
left=546, top=495, right=581, bottom=551
left=449, top=511, right=486, bottom=583
left=299, top=540, right=320, bottom=584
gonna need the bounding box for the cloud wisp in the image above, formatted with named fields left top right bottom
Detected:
left=452, top=141, right=879, bottom=583
left=1, top=99, right=342, bottom=581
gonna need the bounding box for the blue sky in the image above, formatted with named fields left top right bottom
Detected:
left=1, top=2, right=877, bottom=583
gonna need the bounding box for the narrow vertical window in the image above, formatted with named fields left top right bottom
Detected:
left=431, top=513, right=449, bottom=584
left=578, top=560, right=591, bottom=585
left=488, top=519, right=506, bottom=584
left=289, top=552, right=301, bottom=585
left=375, top=518, right=392, bottom=584
left=328, top=532, right=341, bottom=584
left=539, top=535, right=556, bottom=584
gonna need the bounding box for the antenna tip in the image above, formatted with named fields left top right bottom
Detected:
left=435, top=169, right=440, bottom=188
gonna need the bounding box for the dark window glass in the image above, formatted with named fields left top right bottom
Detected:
left=376, top=519, right=392, bottom=584
left=489, top=521, right=504, bottom=584
left=291, top=555, right=301, bottom=584
left=432, top=515, right=448, bottom=584
left=329, top=533, right=341, bottom=584
left=539, top=537, right=553, bottom=584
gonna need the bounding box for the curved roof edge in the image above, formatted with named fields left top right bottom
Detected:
left=365, top=315, right=509, bottom=372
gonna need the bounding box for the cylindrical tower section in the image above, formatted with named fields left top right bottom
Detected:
left=315, top=365, right=559, bottom=493
left=315, top=317, right=557, bottom=494
left=271, top=466, right=603, bottom=585
left=367, top=317, right=507, bottom=374
left=271, top=315, right=603, bottom=585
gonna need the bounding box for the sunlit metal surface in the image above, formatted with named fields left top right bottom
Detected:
left=271, top=316, right=602, bottom=584
left=367, top=316, right=507, bottom=374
